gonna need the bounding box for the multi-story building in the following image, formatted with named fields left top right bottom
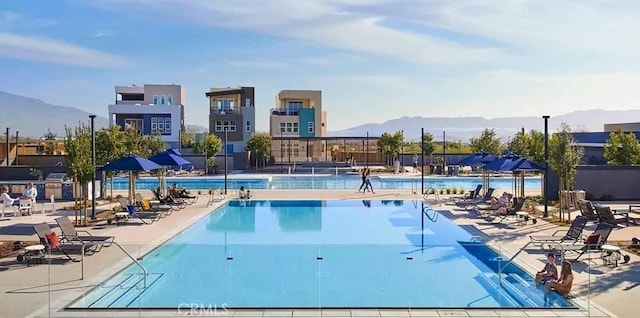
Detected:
left=206, top=86, right=256, bottom=168
left=270, top=90, right=327, bottom=162
left=108, top=84, right=185, bottom=148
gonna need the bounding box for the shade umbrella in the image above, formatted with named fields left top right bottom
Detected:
left=457, top=152, right=496, bottom=196
left=149, top=151, right=192, bottom=195
left=511, top=158, right=544, bottom=198
left=484, top=153, right=523, bottom=196
left=101, top=154, right=162, bottom=203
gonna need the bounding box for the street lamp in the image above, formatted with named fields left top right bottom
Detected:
left=421, top=128, right=425, bottom=194
left=4, top=127, right=9, bottom=166
left=400, top=130, right=404, bottom=173
left=366, top=131, right=369, bottom=168
left=543, top=115, right=550, bottom=217
left=224, top=127, right=228, bottom=195
left=442, top=131, right=446, bottom=175
left=89, top=114, right=96, bottom=219
left=15, top=131, right=19, bottom=165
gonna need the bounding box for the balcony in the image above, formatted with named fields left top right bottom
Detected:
left=211, top=107, right=236, bottom=115
left=271, top=108, right=300, bottom=116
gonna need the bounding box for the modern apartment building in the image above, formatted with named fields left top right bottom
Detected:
left=206, top=86, right=256, bottom=167
left=270, top=90, right=327, bottom=162
left=108, top=84, right=185, bottom=148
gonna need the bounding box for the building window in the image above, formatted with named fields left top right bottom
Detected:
left=279, top=122, right=286, bottom=133
left=308, top=122, right=314, bottom=134
left=158, top=118, right=164, bottom=132
left=293, top=123, right=299, bottom=133
left=215, top=120, right=223, bottom=132
left=164, top=117, right=171, bottom=134
left=287, top=101, right=303, bottom=115
left=216, top=120, right=235, bottom=132
left=153, top=95, right=158, bottom=105
left=245, top=98, right=251, bottom=107
left=124, top=119, right=143, bottom=131
left=151, top=117, right=157, bottom=131
left=167, top=95, right=173, bottom=105
left=159, top=95, right=165, bottom=105
left=246, top=121, right=251, bottom=132
left=286, top=122, right=293, bottom=133
left=217, top=99, right=234, bottom=113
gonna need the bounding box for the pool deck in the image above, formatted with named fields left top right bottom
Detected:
left=0, top=189, right=636, bottom=318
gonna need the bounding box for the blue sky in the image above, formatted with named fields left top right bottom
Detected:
left=1, top=0, right=640, bottom=133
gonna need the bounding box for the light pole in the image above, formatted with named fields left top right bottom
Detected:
left=89, top=115, right=96, bottom=219
left=280, top=130, right=284, bottom=173
left=442, top=131, right=446, bottom=175
left=421, top=128, right=425, bottom=194
left=4, top=127, right=9, bottom=166
left=224, top=127, right=228, bottom=195
left=400, top=130, right=404, bottom=173
left=366, top=131, right=369, bottom=168
left=15, top=131, right=19, bottom=165
left=543, top=115, right=550, bottom=217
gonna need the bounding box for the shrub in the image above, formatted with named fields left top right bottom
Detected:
left=197, top=190, right=202, bottom=195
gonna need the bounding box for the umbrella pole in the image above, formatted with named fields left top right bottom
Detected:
left=129, top=172, right=134, bottom=204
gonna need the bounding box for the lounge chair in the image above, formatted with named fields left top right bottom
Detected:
left=152, top=189, right=186, bottom=209
left=134, top=193, right=173, bottom=215
left=577, top=200, right=599, bottom=222
left=487, top=197, right=527, bottom=224
left=55, top=216, right=114, bottom=252
left=32, top=222, right=94, bottom=261
left=117, top=198, right=162, bottom=224
left=457, top=188, right=495, bottom=210
left=530, top=216, right=588, bottom=247
left=451, top=185, right=482, bottom=204
left=557, top=222, right=614, bottom=261
left=594, top=205, right=631, bottom=227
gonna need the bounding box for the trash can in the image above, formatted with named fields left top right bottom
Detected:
left=44, top=173, right=68, bottom=200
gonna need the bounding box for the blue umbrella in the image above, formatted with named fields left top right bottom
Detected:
left=101, top=154, right=162, bottom=172
left=484, top=154, right=522, bottom=172
left=512, top=158, right=543, bottom=171
left=457, top=152, right=496, bottom=166
left=166, top=148, right=181, bottom=156
left=148, top=151, right=191, bottom=167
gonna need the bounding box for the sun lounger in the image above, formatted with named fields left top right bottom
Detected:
left=486, top=197, right=527, bottom=224
left=577, top=200, right=599, bottom=222
left=55, top=216, right=114, bottom=252
left=134, top=193, right=173, bottom=215
left=117, top=198, right=162, bottom=224
left=450, top=185, right=482, bottom=203
left=594, top=205, right=631, bottom=227
left=32, top=223, right=94, bottom=261
left=556, top=222, right=614, bottom=261
left=530, top=216, right=588, bottom=247
left=457, top=188, right=495, bottom=210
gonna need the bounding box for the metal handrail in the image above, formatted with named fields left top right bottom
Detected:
left=112, top=242, right=149, bottom=288
left=423, top=187, right=441, bottom=206
left=422, top=205, right=439, bottom=222
left=497, top=241, right=566, bottom=278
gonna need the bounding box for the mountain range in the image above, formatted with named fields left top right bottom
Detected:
left=1, top=90, right=637, bottom=140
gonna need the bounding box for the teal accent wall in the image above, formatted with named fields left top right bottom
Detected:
left=298, top=108, right=315, bottom=137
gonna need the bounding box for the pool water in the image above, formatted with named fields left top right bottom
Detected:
left=69, top=200, right=573, bottom=309
left=111, top=175, right=541, bottom=191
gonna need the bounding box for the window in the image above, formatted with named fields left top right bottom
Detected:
left=124, top=119, right=143, bottom=131
left=217, top=99, right=234, bottom=113
left=279, top=122, right=286, bottom=133
left=164, top=117, right=171, bottom=134
left=293, top=123, right=299, bottom=133
left=308, top=122, right=314, bottom=133
left=245, top=98, right=251, bottom=107
left=287, top=101, right=303, bottom=114
left=151, top=117, right=157, bottom=131
left=160, top=95, right=165, bottom=105
left=158, top=118, right=164, bottom=132
left=167, top=95, right=173, bottom=105
left=246, top=121, right=251, bottom=132
left=216, top=120, right=235, bottom=132
left=286, top=122, right=293, bottom=133
left=153, top=95, right=158, bottom=105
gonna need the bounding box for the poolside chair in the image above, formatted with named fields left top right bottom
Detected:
left=152, top=188, right=186, bottom=209
left=577, top=200, right=599, bottom=222
left=117, top=198, right=162, bottom=224
left=451, top=185, right=482, bottom=204
left=134, top=193, right=173, bottom=215
left=530, top=216, right=588, bottom=248
left=55, top=216, right=114, bottom=252
left=457, top=188, right=495, bottom=210
left=487, top=197, right=527, bottom=224
left=32, top=222, right=94, bottom=261
left=557, top=222, right=614, bottom=261
left=594, top=205, right=630, bottom=227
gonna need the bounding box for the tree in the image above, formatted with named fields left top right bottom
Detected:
left=507, top=128, right=529, bottom=156
left=180, top=130, right=196, bottom=148
left=246, top=133, right=273, bottom=168
left=603, top=128, right=640, bottom=165
left=377, top=131, right=403, bottom=165
left=420, top=132, right=436, bottom=157
left=64, top=123, right=94, bottom=223
left=549, top=123, right=584, bottom=219
left=143, top=132, right=167, bottom=157
left=43, top=129, right=57, bottom=155
left=469, top=128, right=503, bottom=155
left=95, top=126, right=127, bottom=198
left=527, top=130, right=545, bottom=166
left=196, top=133, right=223, bottom=171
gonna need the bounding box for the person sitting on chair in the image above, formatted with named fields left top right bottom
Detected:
left=239, top=186, right=251, bottom=199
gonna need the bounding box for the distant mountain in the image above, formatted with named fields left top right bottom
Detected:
left=185, top=124, right=208, bottom=132
left=329, top=109, right=640, bottom=141
left=0, top=90, right=109, bottom=137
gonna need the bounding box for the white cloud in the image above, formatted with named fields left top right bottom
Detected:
left=90, top=29, right=114, bottom=38
left=87, top=0, right=501, bottom=65
left=0, top=32, right=127, bottom=67
left=0, top=11, right=20, bottom=26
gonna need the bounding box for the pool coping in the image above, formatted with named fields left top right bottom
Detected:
left=25, top=197, right=618, bottom=318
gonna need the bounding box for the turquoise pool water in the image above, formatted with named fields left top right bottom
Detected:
left=69, top=200, right=572, bottom=309
left=111, top=175, right=541, bottom=191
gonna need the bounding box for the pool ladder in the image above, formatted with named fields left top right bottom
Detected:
left=422, top=187, right=441, bottom=206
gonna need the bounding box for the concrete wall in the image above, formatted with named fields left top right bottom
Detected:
left=574, top=165, right=640, bottom=200
left=14, top=155, right=67, bottom=166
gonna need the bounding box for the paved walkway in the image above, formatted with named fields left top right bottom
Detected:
left=0, top=190, right=636, bottom=317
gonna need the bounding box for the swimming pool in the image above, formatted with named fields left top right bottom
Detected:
left=110, top=175, right=541, bottom=191
left=69, top=200, right=572, bottom=309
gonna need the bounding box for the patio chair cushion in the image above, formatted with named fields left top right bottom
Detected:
left=585, top=234, right=600, bottom=245
left=45, top=232, right=61, bottom=248
left=141, top=200, right=151, bottom=210
left=127, top=205, right=136, bottom=215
